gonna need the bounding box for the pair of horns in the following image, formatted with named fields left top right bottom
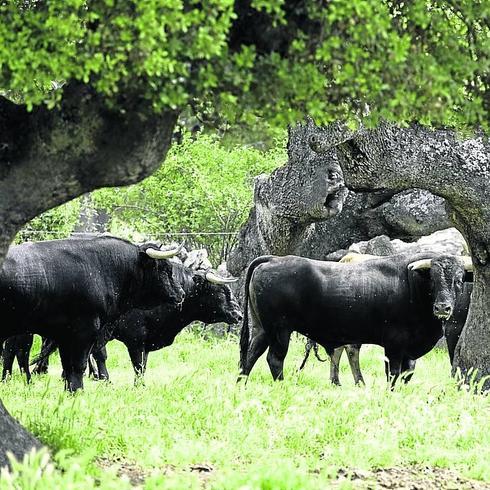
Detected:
left=408, top=256, right=473, bottom=271
left=204, top=271, right=238, bottom=285
left=145, top=243, right=184, bottom=259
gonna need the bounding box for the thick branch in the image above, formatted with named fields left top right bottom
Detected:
left=0, top=83, right=178, bottom=260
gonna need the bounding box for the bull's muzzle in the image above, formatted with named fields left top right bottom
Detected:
left=433, top=303, right=453, bottom=320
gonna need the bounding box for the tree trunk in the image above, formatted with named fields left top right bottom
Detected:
left=0, top=83, right=178, bottom=466
left=452, top=265, right=490, bottom=388
left=325, top=122, right=490, bottom=390
left=0, top=400, right=42, bottom=470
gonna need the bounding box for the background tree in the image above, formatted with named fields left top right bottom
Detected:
left=1, top=0, right=490, bottom=467
left=92, top=134, right=284, bottom=263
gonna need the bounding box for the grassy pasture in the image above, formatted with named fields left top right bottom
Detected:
left=0, top=330, right=489, bottom=489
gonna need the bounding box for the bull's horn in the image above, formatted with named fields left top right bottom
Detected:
left=408, top=258, right=432, bottom=271
left=146, top=243, right=184, bottom=260
left=205, top=271, right=238, bottom=284
left=461, top=256, right=474, bottom=271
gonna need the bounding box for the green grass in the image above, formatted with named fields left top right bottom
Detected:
left=1, top=330, right=489, bottom=489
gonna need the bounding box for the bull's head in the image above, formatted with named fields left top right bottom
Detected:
left=139, top=242, right=186, bottom=306
left=408, top=255, right=473, bottom=320
left=193, top=270, right=243, bottom=324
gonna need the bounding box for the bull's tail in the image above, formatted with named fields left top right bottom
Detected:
left=298, top=339, right=328, bottom=371
left=239, top=256, right=274, bottom=373
left=30, top=338, right=58, bottom=366
left=312, top=342, right=328, bottom=362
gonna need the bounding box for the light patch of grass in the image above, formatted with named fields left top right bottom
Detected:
left=1, top=330, right=489, bottom=488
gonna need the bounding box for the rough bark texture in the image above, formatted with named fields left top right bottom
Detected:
left=228, top=118, right=349, bottom=278
left=0, top=82, right=177, bottom=261
left=320, top=122, right=490, bottom=390
left=0, top=83, right=178, bottom=467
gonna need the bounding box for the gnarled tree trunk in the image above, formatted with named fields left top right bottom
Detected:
left=228, top=118, right=349, bottom=283
left=0, top=83, right=178, bottom=467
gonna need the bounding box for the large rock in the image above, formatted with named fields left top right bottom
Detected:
left=349, top=228, right=468, bottom=257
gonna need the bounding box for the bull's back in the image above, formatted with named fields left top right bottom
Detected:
left=0, top=239, right=136, bottom=334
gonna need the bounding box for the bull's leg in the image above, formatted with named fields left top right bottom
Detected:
left=326, top=346, right=343, bottom=386
left=58, top=328, right=95, bottom=392
left=1, top=338, right=15, bottom=381
left=142, top=351, right=149, bottom=376
left=16, top=334, right=33, bottom=384
left=127, top=344, right=146, bottom=386
left=400, top=357, right=416, bottom=384
left=91, top=345, right=110, bottom=381
left=384, top=351, right=403, bottom=389
left=238, top=308, right=269, bottom=381
left=58, top=343, right=74, bottom=391
left=68, top=349, right=91, bottom=392
left=239, top=330, right=269, bottom=380
left=346, top=344, right=365, bottom=386
left=266, top=329, right=291, bottom=381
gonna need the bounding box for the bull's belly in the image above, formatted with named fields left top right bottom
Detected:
left=294, top=313, right=443, bottom=359
left=296, top=319, right=383, bottom=347
left=285, top=304, right=396, bottom=346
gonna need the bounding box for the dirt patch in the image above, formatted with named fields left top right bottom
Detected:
left=97, top=458, right=215, bottom=488
left=98, top=457, right=147, bottom=486
left=333, top=466, right=490, bottom=489
left=97, top=457, right=171, bottom=487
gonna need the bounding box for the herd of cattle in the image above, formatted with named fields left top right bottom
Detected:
left=0, top=235, right=473, bottom=392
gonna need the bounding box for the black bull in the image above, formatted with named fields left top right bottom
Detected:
left=93, top=270, right=243, bottom=384
left=0, top=237, right=185, bottom=391
left=239, top=253, right=471, bottom=385
left=11, top=267, right=242, bottom=385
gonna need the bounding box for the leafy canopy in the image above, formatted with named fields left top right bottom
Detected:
left=1, top=1, right=489, bottom=126
left=91, top=133, right=284, bottom=261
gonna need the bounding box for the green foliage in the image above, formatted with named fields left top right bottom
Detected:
left=14, top=199, right=81, bottom=243
left=1, top=335, right=489, bottom=488
left=0, top=449, right=133, bottom=490
left=0, top=1, right=489, bottom=126
left=92, top=133, right=285, bottom=262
